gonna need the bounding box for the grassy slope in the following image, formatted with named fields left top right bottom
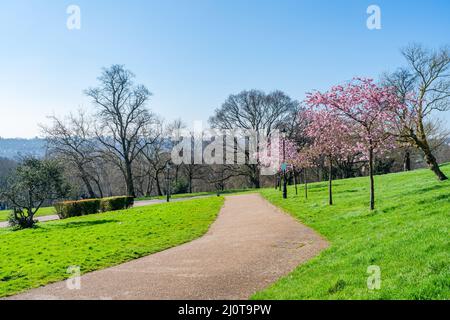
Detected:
left=0, top=207, right=56, bottom=222
left=0, top=189, right=252, bottom=221
left=0, top=197, right=224, bottom=298
left=253, top=165, right=450, bottom=300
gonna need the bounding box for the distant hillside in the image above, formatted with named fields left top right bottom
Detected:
left=0, top=138, right=46, bottom=159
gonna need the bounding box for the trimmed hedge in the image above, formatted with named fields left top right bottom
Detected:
left=100, top=196, right=134, bottom=213
left=54, top=199, right=101, bottom=219
left=54, top=196, right=134, bottom=219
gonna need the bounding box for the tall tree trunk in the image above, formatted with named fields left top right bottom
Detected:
left=145, top=176, right=153, bottom=197
left=369, top=147, right=375, bottom=210
left=252, top=165, right=261, bottom=189
left=293, top=167, right=298, bottom=195
left=416, top=115, right=448, bottom=181
left=125, top=162, right=135, bottom=197
left=175, top=166, right=179, bottom=184
left=304, top=169, right=308, bottom=200
left=328, top=157, right=333, bottom=206
left=403, top=150, right=411, bottom=171
left=423, top=147, right=448, bottom=181
left=93, top=178, right=103, bottom=198
left=78, top=165, right=96, bottom=198
left=80, top=175, right=96, bottom=199
left=155, top=173, right=163, bottom=196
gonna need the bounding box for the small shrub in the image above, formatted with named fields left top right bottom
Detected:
left=54, top=199, right=101, bottom=218
left=8, top=209, right=36, bottom=229
left=100, top=196, right=134, bottom=213
left=172, top=179, right=189, bottom=194
left=54, top=196, right=134, bottom=219
left=1, top=157, right=70, bottom=229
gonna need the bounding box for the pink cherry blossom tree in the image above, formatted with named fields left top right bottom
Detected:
left=304, top=109, right=354, bottom=205
left=306, top=78, right=402, bottom=210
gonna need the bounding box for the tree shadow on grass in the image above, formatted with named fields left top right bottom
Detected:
left=416, top=184, right=447, bottom=194
left=45, top=219, right=119, bottom=230
left=394, top=183, right=447, bottom=199
left=415, top=192, right=450, bottom=205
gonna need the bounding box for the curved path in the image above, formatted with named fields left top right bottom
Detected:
left=9, top=194, right=328, bottom=300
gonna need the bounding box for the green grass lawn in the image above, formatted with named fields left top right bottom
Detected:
left=253, top=164, right=450, bottom=300
left=135, top=188, right=254, bottom=201
left=0, top=188, right=252, bottom=221
left=0, top=196, right=224, bottom=298
left=0, top=206, right=56, bottom=222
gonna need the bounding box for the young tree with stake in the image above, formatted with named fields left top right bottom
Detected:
left=304, top=109, right=353, bottom=206
left=292, top=148, right=315, bottom=200
left=306, top=78, right=401, bottom=210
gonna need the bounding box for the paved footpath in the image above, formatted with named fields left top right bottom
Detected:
left=0, top=214, right=60, bottom=228
left=132, top=195, right=214, bottom=207
left=0, top=195, right=214, bottom=228
left=8, top=194, right=328, bottom=300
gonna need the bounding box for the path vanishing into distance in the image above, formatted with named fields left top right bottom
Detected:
left=9, top=194, right=328, bottom=300
left=0, top=195, right=214, bottom=228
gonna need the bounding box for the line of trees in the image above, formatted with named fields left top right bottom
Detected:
left=40, top=65, right=253, bottom=200
left=266, top=44, right=449, bottom=210
left=39, top=44, right=450, bottom=203
left=2, top=44, right=448, bottom=222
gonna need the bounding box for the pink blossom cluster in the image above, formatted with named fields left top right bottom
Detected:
left=305, top=78, right=404, bottom=161
left=304, top=109, right=355, bottom=161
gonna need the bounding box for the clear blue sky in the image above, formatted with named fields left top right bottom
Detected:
left=0, top=0, right=449, bottom=138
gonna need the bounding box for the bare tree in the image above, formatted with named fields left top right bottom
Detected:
left=139, top=119, right=172, bottom=196
left=182, top=163, right=202, bottom=194
left=209, top=90, right=299, bottom=188
left=384, top=44, right=450, bottom=180
left=85, top=65, right=155, bottom=196
left=203, top=164, right=238, bottom=194
left=133, top=155, right=155, bottom=197
left=41, top=111, right=103, bottom=198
